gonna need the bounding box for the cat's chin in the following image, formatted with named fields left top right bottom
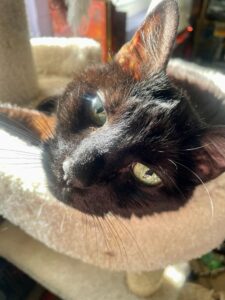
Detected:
left=49, top=183, right=192, bottom=219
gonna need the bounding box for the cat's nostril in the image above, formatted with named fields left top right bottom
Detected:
left=106, top=172, right=117, bottom=182
left=71, top=154, right=105, bottom=188
left=72, top=177, right=89, bottom=189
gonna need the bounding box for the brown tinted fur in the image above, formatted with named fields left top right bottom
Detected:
left=58, top=64, right=135, bottom=127
left=0, top=106, right=56, bottom=141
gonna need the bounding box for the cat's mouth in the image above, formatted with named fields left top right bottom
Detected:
left=48, top=178, right=191, bottom=219
left=43, top=154, right=193, bottom=218
left=61, top=185, right=118, bottom=216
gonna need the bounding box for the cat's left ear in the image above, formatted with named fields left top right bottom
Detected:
left=193, top=128, right=225, bottom=182
left=0, top=105, right=56, bottom=143
left=115, top=0, right=179, bottom=80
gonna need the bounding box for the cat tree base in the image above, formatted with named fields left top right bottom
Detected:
left=126, top=271, right=164, bottom=297
left=1, top=221, right=222, bottom=300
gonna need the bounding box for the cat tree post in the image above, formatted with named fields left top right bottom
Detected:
left=0, top=0, right=38, bottom=104
left=126, top=270, right=164, bottom=297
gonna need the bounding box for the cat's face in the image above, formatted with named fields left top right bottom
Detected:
left=43, top=65, right=200, bottom=217
left=42, top=0, right=225, bottom=217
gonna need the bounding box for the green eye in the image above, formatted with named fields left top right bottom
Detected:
left=84, top=92, right=106, bottom=126
left=132, top=163, right=162, bottom=186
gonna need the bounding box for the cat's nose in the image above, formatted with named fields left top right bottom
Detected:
left=74, top=155, right=104, bottom=187
left=71, top=177, right=89, bottom=189
left=63, top=153, right=105, bottom=188
left=62, top=125, right=123, bottom=188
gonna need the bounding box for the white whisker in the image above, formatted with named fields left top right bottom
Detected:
left=169, top=159, right=215, bottom=221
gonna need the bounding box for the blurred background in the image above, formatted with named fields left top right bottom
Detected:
left=24, top=0, right=225, bottom=67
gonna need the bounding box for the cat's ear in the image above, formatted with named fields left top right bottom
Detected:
left=0, top=105, right=56, bottom=144
left=115, top=0, right=179, bottom=80
left=193, top=128, right=225, bottom=183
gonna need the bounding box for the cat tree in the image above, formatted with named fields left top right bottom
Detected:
left=0, top=0, right=225, bottom=299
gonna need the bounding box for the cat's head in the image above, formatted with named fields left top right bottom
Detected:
left=3, top=0, right=225, bottom=218
left=40, top=0, right=225, bottom=217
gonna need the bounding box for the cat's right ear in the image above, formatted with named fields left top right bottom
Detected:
left=115, top=0, right=179, bottom=80
left=193, top=128, right=225, bottom=183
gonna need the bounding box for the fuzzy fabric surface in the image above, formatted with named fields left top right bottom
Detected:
left=31, top=37, right=101, bottom=78
left=30, top=37, right=101, bottom=106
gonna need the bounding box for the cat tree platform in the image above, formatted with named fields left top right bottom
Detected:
left=1, top=220, right=223, bottom=300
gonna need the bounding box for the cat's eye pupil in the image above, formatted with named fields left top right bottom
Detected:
left=132, top=163, right=162, bottom=186
left=145, top=169, right=154, bottom=176
left=96, top=107, right=104, bottom=114
left=83, top=92, right=106, bottom=126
